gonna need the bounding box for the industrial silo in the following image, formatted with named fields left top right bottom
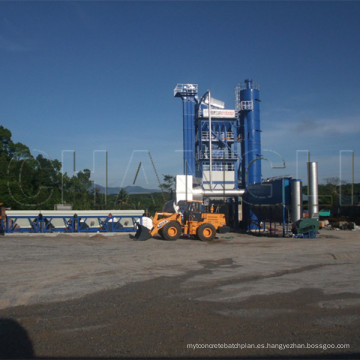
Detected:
left=237, top=80, right=262, bottom=230
left=291, top=179, right=303, bottom=223
left=238, top=79, right=262, bottom=187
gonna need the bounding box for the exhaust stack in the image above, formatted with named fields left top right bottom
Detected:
left=307, top=161, right=319, bottom=219
left=291, top=179, right=303, bottom=223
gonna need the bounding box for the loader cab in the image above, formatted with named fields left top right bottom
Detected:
left=182, top=200, right=203, bottom=223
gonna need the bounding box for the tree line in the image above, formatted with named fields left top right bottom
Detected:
left=0, top=126, right=174, bottom=212
left=304, top=177, right=360, bottom=209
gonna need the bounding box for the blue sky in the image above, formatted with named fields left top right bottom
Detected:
left=0, top=1, right=359, bottom=188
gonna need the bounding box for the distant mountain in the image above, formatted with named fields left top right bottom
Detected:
left=95, top=185, right=162, bottom=195
left=124, top=185, right=162, bottom=194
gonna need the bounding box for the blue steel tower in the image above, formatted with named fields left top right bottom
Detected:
left=237, top=79, right=262, bottom=186
left=195, top=95, right=240, bottom=190
left=236, top=79, right=262, bottom=229
left=174, top=84, right=198, bottom=176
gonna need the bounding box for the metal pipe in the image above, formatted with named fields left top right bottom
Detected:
left=307, top=152, right=310, bottom=198
left=105, top=151, right=108, bottom=206
left=193, top=188, right=245, bottom=197
left=176, top=175, right=244, bottom=202
left=352, top=151, right=354, bottom=206
left=185, top=160, right=188, bottom=202
left=290, top=179, right=303, bottom=223
left=282, top=179, right=286, bottom=237
left=208, top=90, right=212, bottom=189
left=223, top=151, right=226, bottom=200
left=307, top=161, right=319, bottom=219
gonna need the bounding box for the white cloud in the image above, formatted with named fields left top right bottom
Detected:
left=259, top=109, right=360, bottom=183
left=294, top=115, right=360, bottom=135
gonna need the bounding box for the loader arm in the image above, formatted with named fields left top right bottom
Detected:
left=150, top=212, right=182, bottom=237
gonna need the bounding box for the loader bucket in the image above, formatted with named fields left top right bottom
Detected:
left=134, top=225, right=152, bottom=241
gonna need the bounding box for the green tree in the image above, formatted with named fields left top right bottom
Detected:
left=0, top=125, right=96, bottom=209
left=116, top=189, right=131, bottom=209
left=161, top=174, right=175, bottom=201
left=68, top=169, right=93, bottom=209
left=161, top=174, right=175, bottom=192
left=0, top=126, right=14, bottom=158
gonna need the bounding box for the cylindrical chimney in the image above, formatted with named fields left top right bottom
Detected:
left=307, top=162, right=319, bottom=219
left=291, top=179, right=303, bottom=223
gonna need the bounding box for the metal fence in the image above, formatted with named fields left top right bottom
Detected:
left=2, top=214, right=142, bottom=233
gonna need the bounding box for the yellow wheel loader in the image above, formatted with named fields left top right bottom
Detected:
left=134, top=200, right=227, bottom=241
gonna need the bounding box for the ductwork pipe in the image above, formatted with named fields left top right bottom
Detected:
left=176, top=175, right=244, bottom=203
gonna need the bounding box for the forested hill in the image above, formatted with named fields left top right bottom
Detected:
left=0, top=126, right=173, bottom=211
left=0, top=126, right=93, bottom=209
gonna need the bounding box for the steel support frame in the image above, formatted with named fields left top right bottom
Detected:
left=4, top=215, right=142, bottom=233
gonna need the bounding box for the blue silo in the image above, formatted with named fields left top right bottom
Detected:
left=238, top=79, right=262, bottom=187
left=237, top=79, right=262, bottom=230
left=174, top=84, right=198, bottom=176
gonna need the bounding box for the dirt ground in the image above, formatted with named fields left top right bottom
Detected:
left=0, top=229, right=359, bottom=359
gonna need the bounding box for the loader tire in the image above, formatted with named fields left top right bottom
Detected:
left=162, top=221, right=181, bottom=241
left=197, top=223, right=216, bottom=241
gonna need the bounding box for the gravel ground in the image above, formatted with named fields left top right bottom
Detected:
left=0, top=229, right=359, bottom=359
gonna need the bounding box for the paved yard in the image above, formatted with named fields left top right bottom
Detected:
left=0, top=229, right=359, bottom=358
